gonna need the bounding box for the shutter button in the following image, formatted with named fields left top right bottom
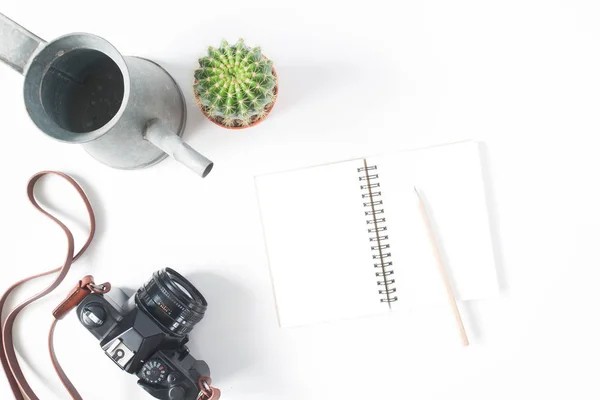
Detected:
left=168, top=385, right=185, bottom=400
left=167, top=373, right=179, bottom=384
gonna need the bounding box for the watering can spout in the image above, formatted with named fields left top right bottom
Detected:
left=144, top=119, right=214, bottom=178
left=0, top=13, right=46, bottom=75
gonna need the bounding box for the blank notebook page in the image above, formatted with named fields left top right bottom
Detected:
left=372, top=141, right=499, bottom=304
left=255, top=159, right=389, bottom=328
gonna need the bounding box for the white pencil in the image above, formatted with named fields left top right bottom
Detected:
left=414, top=187, right=470, bottom=347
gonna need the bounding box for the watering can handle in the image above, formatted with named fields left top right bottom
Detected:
left=0, top=13, right=46, bottom=75
left=144, top=119, right=214, bottom=178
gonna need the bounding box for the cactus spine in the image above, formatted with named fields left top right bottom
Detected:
left=194, top=39, right=277, bottom=128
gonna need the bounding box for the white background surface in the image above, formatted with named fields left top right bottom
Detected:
left=0, top=0, right=599, bottom=399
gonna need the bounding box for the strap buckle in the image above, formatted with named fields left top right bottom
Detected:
left=87, top=282, right=111, bottom=294
left=198, top=377, right=221, bottom=400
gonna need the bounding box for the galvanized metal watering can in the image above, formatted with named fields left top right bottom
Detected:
left=0, top=13, right=213, bottom=177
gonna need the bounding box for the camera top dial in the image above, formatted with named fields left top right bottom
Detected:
left=141, top=359, right=168, bottom=384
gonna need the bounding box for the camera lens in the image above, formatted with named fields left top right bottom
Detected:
left=136, top=268, right=207, bottom=336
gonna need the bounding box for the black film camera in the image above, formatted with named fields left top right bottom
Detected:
left=77, top=268, right=211, bottom=400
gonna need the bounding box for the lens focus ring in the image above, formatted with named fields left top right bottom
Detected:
left=136, top=268, right=207, bottom=336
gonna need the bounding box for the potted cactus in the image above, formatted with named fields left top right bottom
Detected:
left=193, top=39, right=278, bottom=129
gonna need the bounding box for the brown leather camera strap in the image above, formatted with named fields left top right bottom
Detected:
left=0, top=171, right=221, bottom=400
left=0, top=171, right=97, bottom=399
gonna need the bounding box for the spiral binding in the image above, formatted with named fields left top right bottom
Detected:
left=358, top=162, right=398, bottom=304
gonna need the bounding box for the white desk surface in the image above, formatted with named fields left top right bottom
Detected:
left=1, top=1, right=599, bottom=399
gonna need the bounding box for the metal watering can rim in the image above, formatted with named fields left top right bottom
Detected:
left=24, top=32, right=133, bottom=144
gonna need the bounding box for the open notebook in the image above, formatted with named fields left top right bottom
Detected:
left=255, top=141, right=498, bottom=328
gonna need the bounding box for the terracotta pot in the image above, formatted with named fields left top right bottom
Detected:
left=193, top=66, right=278, bottom=130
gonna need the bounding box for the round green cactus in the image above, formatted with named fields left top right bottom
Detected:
left=194, top=39, right=277, bottom=128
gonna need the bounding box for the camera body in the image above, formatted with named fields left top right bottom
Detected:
left=77, top=268, right=211, bottom=400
